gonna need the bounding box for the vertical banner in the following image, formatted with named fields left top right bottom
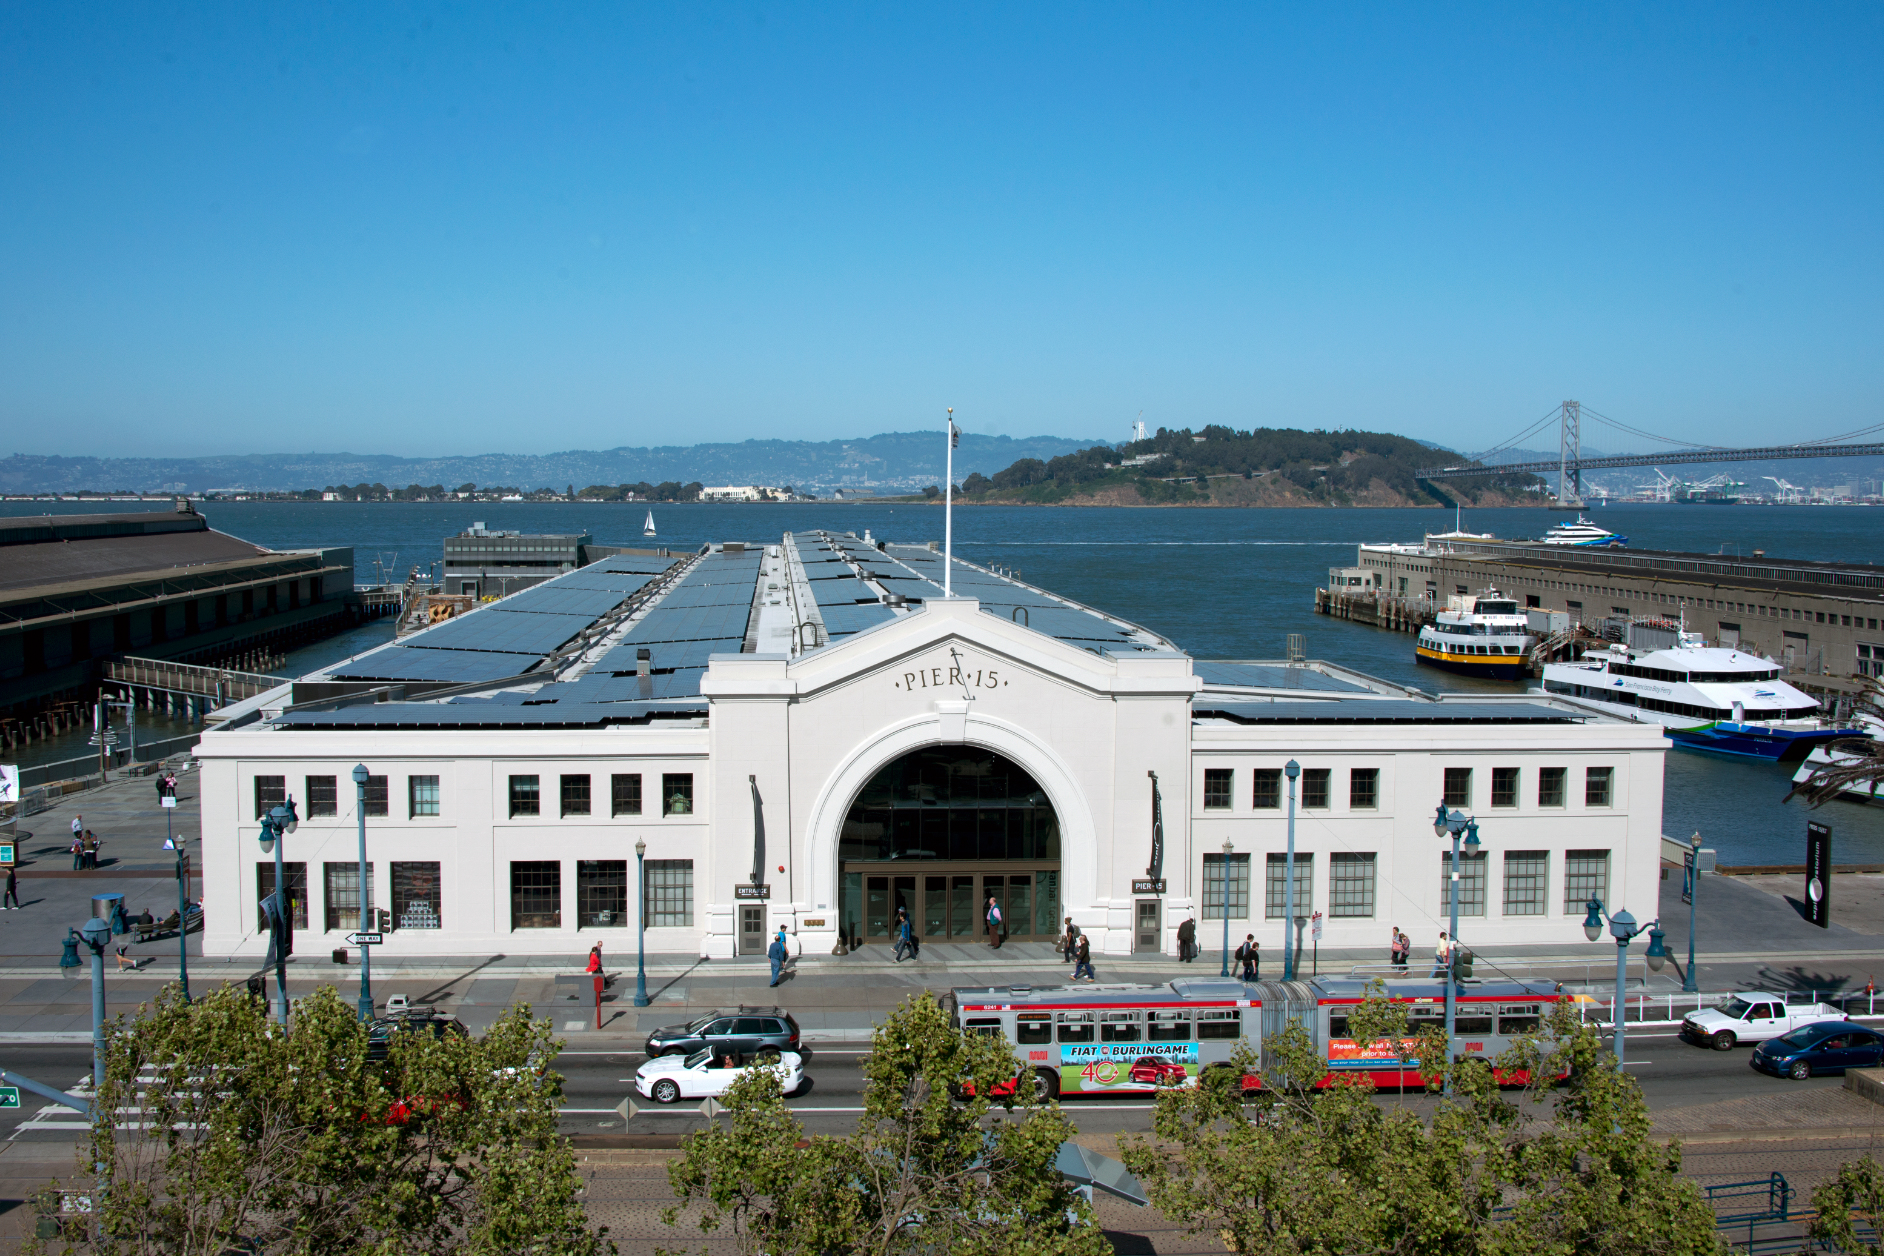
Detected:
left=1681, top=849, right=1694, bottom=905
left=1805, top=821, right=1832, bottom=929
left=1147, top=771, right=1164, bottom=883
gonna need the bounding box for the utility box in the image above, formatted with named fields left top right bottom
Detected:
left=1527, top=609, right=1569, bottom=634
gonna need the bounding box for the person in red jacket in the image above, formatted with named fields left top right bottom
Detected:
left=586, top=944, right=603, bottom=974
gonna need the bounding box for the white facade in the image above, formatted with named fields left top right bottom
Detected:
left=699, top=486, right=773, bottom=502
left=196, top=596, right=1664, bottom=963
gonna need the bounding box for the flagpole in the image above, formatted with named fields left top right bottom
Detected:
left=944, top=407, right=954, bottom=598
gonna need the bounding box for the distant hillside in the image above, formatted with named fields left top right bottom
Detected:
left=948, top=426, right=1546, bottom=507
left=0, top=431, right=1106, bottom=496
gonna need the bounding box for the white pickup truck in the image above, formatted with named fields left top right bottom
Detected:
left=1679, top=992, right=1848, bottom=1051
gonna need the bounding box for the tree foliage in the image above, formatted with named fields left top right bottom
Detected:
left=30, top=984, right=611, bottom=1256
left=661, top=993, right=1108, bottom=1256
left=1787, top=677, right=1884, bottom=809
left=1119, top=990, right=1724, bottom=1256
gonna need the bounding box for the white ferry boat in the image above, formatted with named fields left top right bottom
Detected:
left=1541, top=621, right=1859, bottom=760
left=1415, top=588, right=1533, bottom=680
left=1541, top=516, right=1627, bottom=547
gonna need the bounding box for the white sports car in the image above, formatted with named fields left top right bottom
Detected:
left=634, top=1048, right=806, bottom=1104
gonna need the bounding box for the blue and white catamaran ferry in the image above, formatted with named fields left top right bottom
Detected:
left=1541, top=620, right=1861, bottom=760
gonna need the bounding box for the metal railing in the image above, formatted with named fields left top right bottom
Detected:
left=103, top=656, right=282, bottom=702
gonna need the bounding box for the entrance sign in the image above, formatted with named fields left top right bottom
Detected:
left=1131, top=879, right=1166, bottom=895
left=734, top=884, right=771, bottom=900
left=1806, top=822, right=1832, bottom=929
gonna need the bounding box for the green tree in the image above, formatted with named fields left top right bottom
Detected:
left=31, top=984, right=612, bottom=1256
left=662, top=993, right=1108, bottom=1256
left=1810, top=1153, right=1884, bottom=1250
left=1119, top=994, right=1723, bottom=1256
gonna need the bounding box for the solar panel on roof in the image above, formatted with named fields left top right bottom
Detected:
left=274, top=700, right=705, bottom=729
left=657, top=582, right=755, bottom=609
left=595, top=636, right=743, bottom=672
left=408, top=608, right=588, bottom=656
left=820, top=603, right=897, bottom=635
left=496, top=586, right=633, bottom=618
left=1192, top=662, right=1370, bottom=693
left=329, top=646, right=533, bottom=684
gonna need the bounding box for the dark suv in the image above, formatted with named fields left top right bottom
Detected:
left=645, top=1008, right=802, bottom=1059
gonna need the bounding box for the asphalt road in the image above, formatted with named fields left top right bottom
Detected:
left=0, top=1031, right=1855, bottom=1144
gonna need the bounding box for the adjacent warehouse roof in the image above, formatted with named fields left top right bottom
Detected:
left=1193, top=701, right=1582, bottom=725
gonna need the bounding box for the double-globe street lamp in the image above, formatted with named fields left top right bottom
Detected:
left=351, top=764, right=375, bottom=1022
left=257, top=798, right=300, bottom=1026
left=1433, top=803, right=1482, bottom=1092
left=1683, top=832, right=1703, bottom=995
left=1219, top=839, right=1235, bottom=978
left=634, top=837, right=650, bottom=1007
left=1282, top=761, right=1301, bottom=981
left=1582, top=897, right=1669, bottom=1067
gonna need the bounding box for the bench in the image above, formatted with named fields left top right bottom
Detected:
left=133, top=908, right=203, bottom=945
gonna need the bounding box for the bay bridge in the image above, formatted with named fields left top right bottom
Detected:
left=1414, top=400, right=1884, bottom=506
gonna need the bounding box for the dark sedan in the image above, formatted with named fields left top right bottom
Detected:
left=1750, top=1021, right=1883, bottom=1080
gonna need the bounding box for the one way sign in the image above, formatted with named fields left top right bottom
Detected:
left=345, top=932, right=382, bottom=946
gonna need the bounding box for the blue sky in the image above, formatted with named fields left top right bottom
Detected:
left=2, top=4, right=1879, bottom=457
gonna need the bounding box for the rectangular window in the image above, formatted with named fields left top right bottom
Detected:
left=1265, top=853, right=1314, bottom=919
left=1564, top=850, right=1610, bottom=913
left=1100, top=1012, right=1142, bottom=1043
left=1443, top=767, right=1472, bottom=808
left=1439, top=850, right=1487, bottom=917
left=1491, top=767, right=1519, bottom=808
left=1202, top=768, right=1233, bottom=810
left=510, top=861, right=561, bottom=929
left=560, top=774, right=591, bottom=817
left=1502, top=851, right=1548, bottom=916
left=1015, top=1014, right=1052, bottom=1045
left=1197, top=1009, right=1241, bottom=1040
left=1201, top=852, right=1250, bottom=920
left=1585, top=766, right=1613, bottom=807
left=408, top=775, right=439, bottom=818
left=577, top=860, right=628, bottom=927
left=1148, top=1011, right=1192, bottom=1042
left=254, top=775, right=286, bottom=821
left=508, top=775, right=541, bottom=818
left=392, top=861, right=442, bottom=930
left=611, top=773, right=643, bottom=816
left=256, top=862, right=308, bottom=930
left=1301, top=769, right=1331, bottom=809
left=1538, top=767, right=1566, bottom=808
left=646, top=859, right=694, bottom=928
left=662, top=773, right=694, bottom=816
left=1329, top=852, right=1376, bottom=918
left=322, top=861, right=374, bottom=931
left=305, top=775, right=337, bottom=818
left=1251, top=769, right=1281, bottom=809
left=363, top=775, right=388, bottom=818
left=1057, top=1013, right=1095, bottom=1044
left=1348, top=768, right=1378, bottom=810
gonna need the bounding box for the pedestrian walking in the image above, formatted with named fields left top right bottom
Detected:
left=1237, top=934, right=1259, bottom=981
left=1060, top=917, right=1079, bottom=963
left=985, top=895, right=1003, bottom=949
left=1389, top=927, right=1409, bottom=968
left=1177, top=916, right=1196, bottom=962
left=82, top=831, right=100, bottom=870
left=586, top=943, right=603, bottom=973
left=2, top=867, right=18, bottom=910
left=892, top=907, right=914, bottom=963
left=767, top=927, right=788, bottom=987
left=1431, top=932, right=1453, bottom=978
left=155, top=776, right=168, bottom=804
left=1072, top=933, right=1095, bottom=981
left=70, top=835, right=83, bottom=871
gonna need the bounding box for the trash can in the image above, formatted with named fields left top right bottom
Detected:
left=92, top=893, right=126, bottom=936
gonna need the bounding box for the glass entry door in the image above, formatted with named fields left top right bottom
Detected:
left=848, top=863, right=1060, bottom=944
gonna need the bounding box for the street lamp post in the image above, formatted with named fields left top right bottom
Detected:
left=1683, top=833, right=1702, bottom=995
left=1433, top=804, right=1482, bottom=1092
left=352, top=765, right=374, bottom=1022
left=1583, top=897, right=1669, bottom=1068
left=158, top=774, right=189, bottom=1001
left=634, top=838, right=650, bottom=1007
left=1219, top=840, right=1235, bottom=978
left=71, top=918, right=111, bottom=1092
left=1282, top=761, right=1300, bottom=981
left=257, top=799, right=299, bottom=1026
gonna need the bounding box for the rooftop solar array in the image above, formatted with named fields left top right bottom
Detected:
left=329, top=646, right=534, bottom=684
left=413, top=607, right=592, bottom=656
left=274, top=700, right=705, bottom=729
left=1192, top=662, right=1372, bottom=694
left=1192, top=700, right=1579, bottom=725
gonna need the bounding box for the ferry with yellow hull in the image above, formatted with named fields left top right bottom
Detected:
left=1415, top=589, right=1533, bottom=681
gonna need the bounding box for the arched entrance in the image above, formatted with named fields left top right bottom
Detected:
left=837, top=744, right=1062, bottom=947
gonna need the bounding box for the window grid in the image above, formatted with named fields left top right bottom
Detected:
left=1438, top=851, right=1487, bottom=917
left=1301, top=769, right=1331, bottom=809
left=1538, top=767, right=1566, bottom=807
left=363, top=775, right=388, bottom=818
left=305, top=776, right=337, bottom=818
left=611, top=773, right=643, bottom=816
left=408, top=775, right=440, bottom=818
left=1202, top=769, right=1233, bottom=810
left=1443, top=767, right=1472, bottom=808
left=254, top=776, right=286, bottom=821
left=256, top=862, right=308, bottom=930
left=1564, top=850, right=1610, bottom=914
left=1348, top=768, right=1378, bottom=810
left=1491, top=767, right=1519, bottom=808
left=577, top=860, right=628, bottom=927
left=1585, top=767, right=1614, bottom=807
left=561, top=774, right=592, bottom=818
left=1251, top=769, right=1280, bottom=809
left=646, top=859, right=694, bottom=927
left=392, top=861, right=442, bottom=930
left=1329, top=852, right=1376, bottom=918
left=510, top=861, right=561, bottom=929
left=1502, top=851, right=1548, bottom=916
left=508, top=775, right=541, bottom=818
left=1202, top=853, right=1250, bottom=920
left=662, top=773, right=694, bottom=816
left=1265, top=854, right=1314, bottom=919
left=322, top=862, right=374, bottom=931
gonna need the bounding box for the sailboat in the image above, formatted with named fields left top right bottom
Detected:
left=643, top=510, right=656, bottom=537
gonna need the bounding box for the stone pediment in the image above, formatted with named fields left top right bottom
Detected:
left=699, top=598, right=1197, bottom=701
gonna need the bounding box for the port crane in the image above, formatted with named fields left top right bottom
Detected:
left=1763, top=476, right=1805, bottom=504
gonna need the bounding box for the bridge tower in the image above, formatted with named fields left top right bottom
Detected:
left=1556, top=400, right=1583, bottom=507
